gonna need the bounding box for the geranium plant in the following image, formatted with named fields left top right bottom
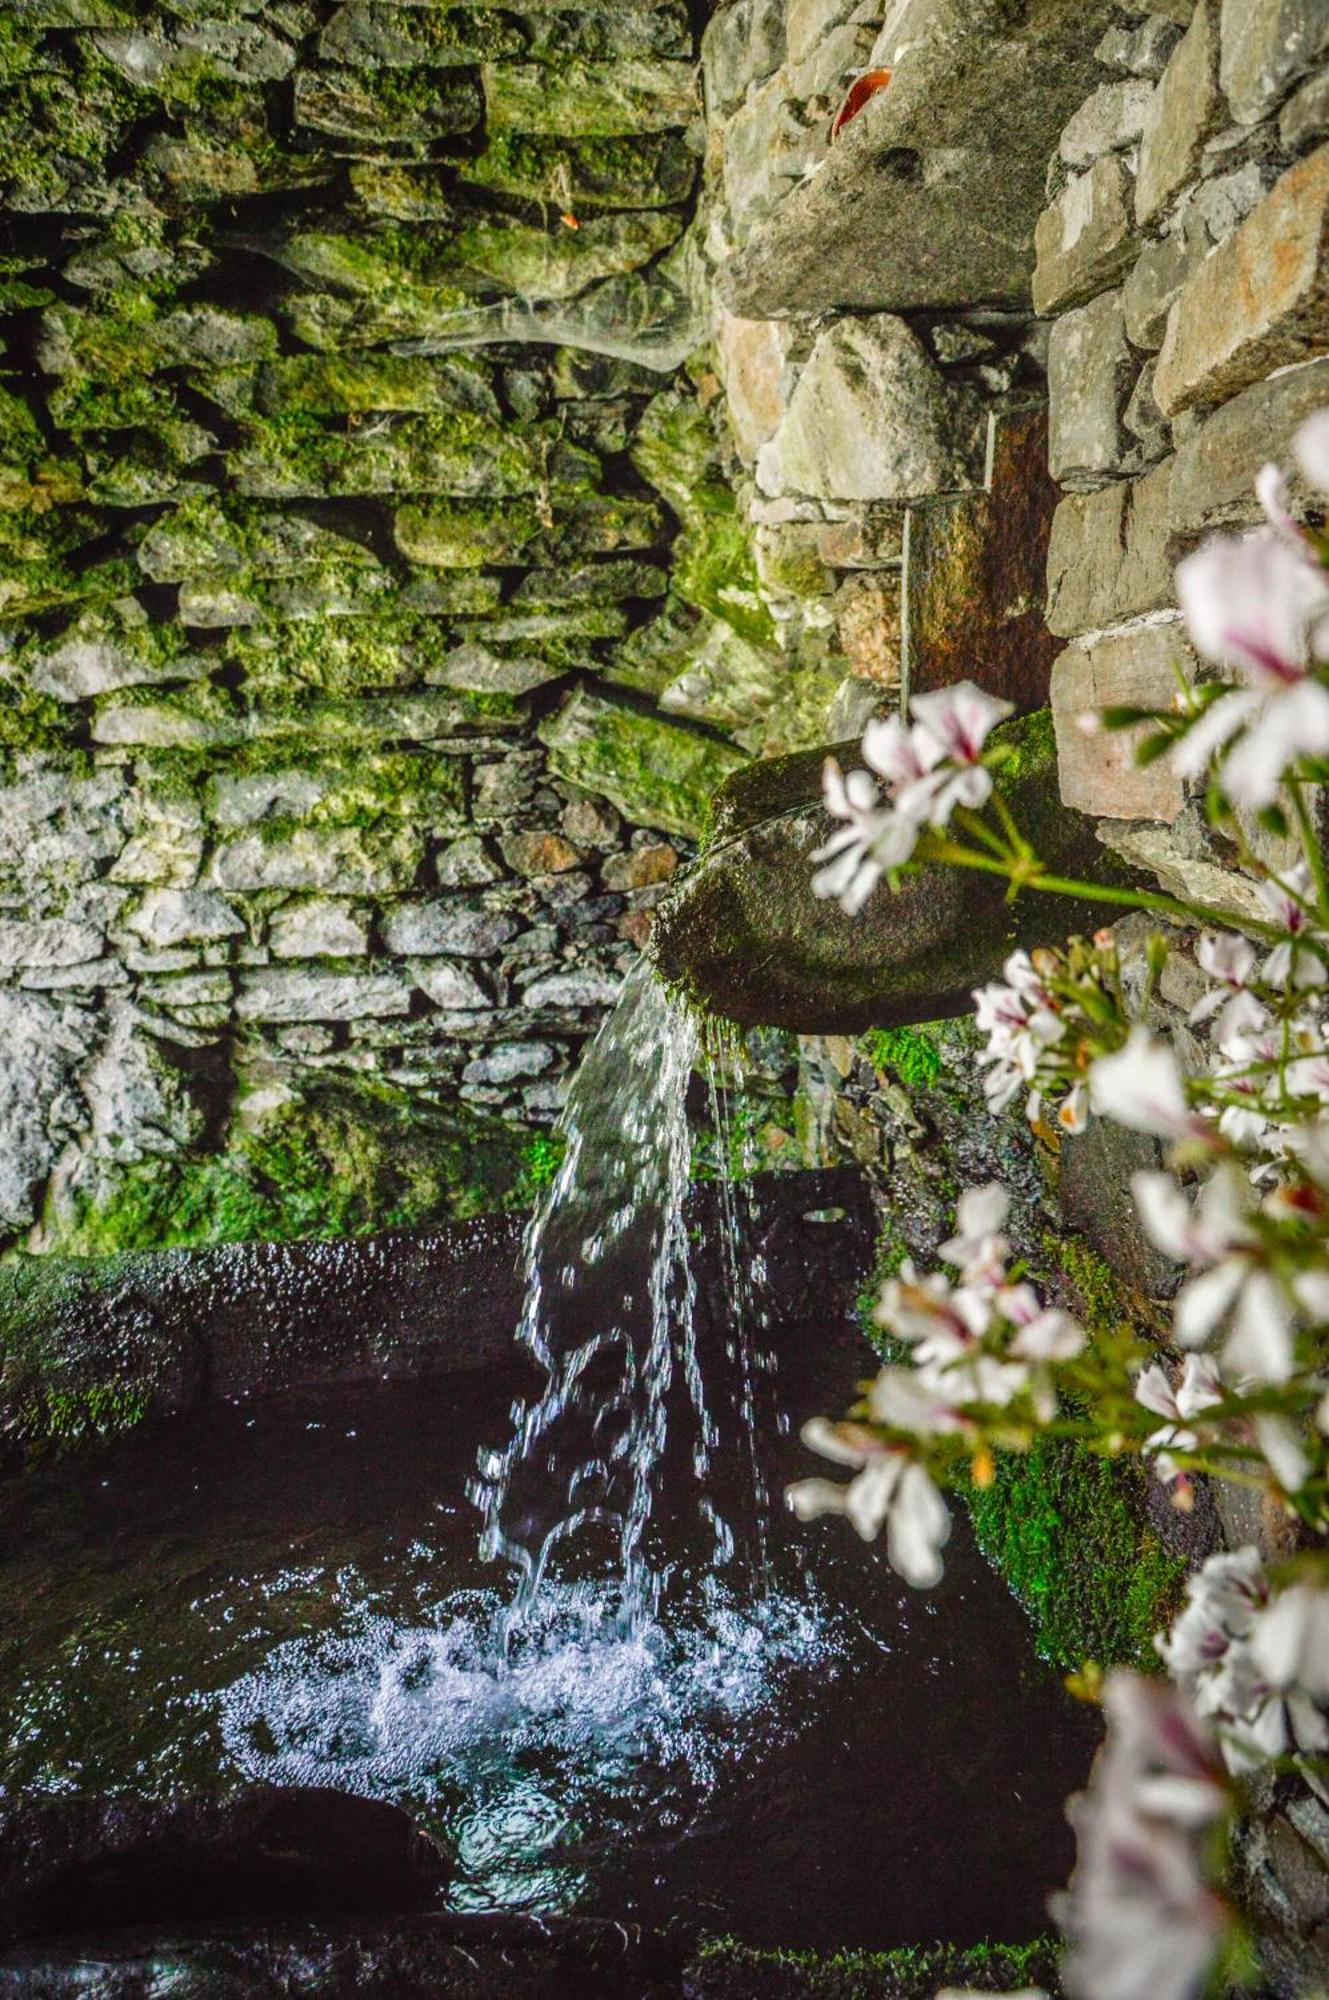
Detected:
left=793, top=410, right=1329, bottom=2000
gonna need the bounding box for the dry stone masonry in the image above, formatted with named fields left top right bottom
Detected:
left=0, top=0, right=890, bottom=1252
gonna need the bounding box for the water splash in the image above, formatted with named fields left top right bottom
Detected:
left=220, top=1574, right=841, bottom=1914
left=472, top=961, right=723, bottom=1633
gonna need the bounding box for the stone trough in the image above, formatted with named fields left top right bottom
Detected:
left=651, top=715, right=1132, bottom=1034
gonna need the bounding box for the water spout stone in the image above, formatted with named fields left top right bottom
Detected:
left=650, top=713, right=1135, bottom=1035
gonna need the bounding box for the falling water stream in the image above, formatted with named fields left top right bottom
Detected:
left=0, top=960, right=1099, bottom=1943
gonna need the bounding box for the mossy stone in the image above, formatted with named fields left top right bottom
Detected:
left=652, top=712, right=1136, bottom=1031
left=540, top=689, right=746, bottom=840
left=460, top=131, right=696, bottom=211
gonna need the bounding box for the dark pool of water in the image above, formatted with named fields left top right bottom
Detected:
left=0, top=1315, right=1098, bottom=1952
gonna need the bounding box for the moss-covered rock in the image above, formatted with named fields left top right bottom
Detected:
left=232, top=411, right=599, bottom=501
left=539, top=688, right=746, bottom=839
left=652, top=712, right=1135, bottom=1031
left=33, top=1073, right=553, bottom=1262
left=481, top=59, right=699, bottom=138
left=461, top=131, right=696, bottom=210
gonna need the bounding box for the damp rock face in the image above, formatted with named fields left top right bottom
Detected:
left=651, top=714, right=1131, bottom=1034
left=0, top=1788, right=451, bottom=1943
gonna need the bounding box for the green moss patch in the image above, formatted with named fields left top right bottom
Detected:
left=40, top=1078, right=562, bottom=1260
left=688, top=1936, right=1061, bottom=2000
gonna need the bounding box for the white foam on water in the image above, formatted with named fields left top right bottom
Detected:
left=219, top=1573, right=846, bottom=1912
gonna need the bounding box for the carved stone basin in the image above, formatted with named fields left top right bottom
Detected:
left=650, top=716, right=1132, bottom=1034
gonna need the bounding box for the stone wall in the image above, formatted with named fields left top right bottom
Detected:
left=0, top=2, right=889, bottom=1255
left=1039, top=1, right=1329, bottom=876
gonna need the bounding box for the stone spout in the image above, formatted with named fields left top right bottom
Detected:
left=650, top=715, right=1133, bottom=1035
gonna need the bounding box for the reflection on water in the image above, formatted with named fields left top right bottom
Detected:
left=0, top=1348, right=1098, bottom=1949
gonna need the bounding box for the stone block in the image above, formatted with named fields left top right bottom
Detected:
left=126, top=890, right=244, bottom=949
left=1095, top=15, right=1184, bottom=78
left=1123, top=359, right=1172, bottom=466
left=234, top=968, right=412, bottom=1024
left=602, top=844, right=679, bottom=893
left=0, top=920, right=105, bottom=969
left=1221, top=0, right=1329, bottom=126
left=722, top=67, right=820, bottom=234
left=211, top=826, right=424, bottom=897
left=756, top=315, right=985, bottom=502
left=1165, top=353, right=1329, bottom=531
left=382, top=903, right=518, bottom=959
left=1048, top=290, right=1135, bottom=482
left=1046, top=469, right=1174, bottom=637
left=539, top=691, right=746, bottom=840
left=1033, top=153, right=1137, bottom=315
left=1154, top=146, right=1329, bottom=418
left=716, top=0, right=1123, bottom=317
left=481, top=61, right=699, bottom=138
left=1136, top=0, right=1223, bottom=225
left=462, top=1042, right=554, bottom=1086
left=1051, top=620, right=1193, bottom=821
left=1282, top=68, right=1329, bottom=150
left=500, top=832, right=583, bottom=877
left=522, top=968, right=621, bottom=1009
left=835, top=574, right=902, bottom=688
left=702, top=0, right=786, bottom=118
left=268, top=899, right=368, bottom=960
left=1059, top=78, right=1154, bottom=165
left=715, top=309, right=792, bottom=465
left=408, top=960, right=493, bottom=1009
left=1122, top=230, right=1201, bottom=348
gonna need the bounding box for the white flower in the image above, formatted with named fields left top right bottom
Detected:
left=1294, top=406, right=1329, bottom=493
left=1250, top=1583, right=1329, bottom=1703
left=1134, top=1354, right=1222, bottom=1484
left=1089, top=1029, right=1198, bottom=1140
left=1256, top=864, right=1328, bottom=991
left=1250, top=1413, right=1310, bottom=1492
left=908, top=681, right=1014, bottom=822
left=1176, top=528, right=1329, bottom=688
left=1131, top=1169, right=1293, bottom=1381
left=1057, top=1673, right=1228, bottom=2000
left=861, top=712, right=942, bottom=795
left=786, top=1418, right=952, bottom=1587
left=811, top=759, right=924, bottom=914
left=1190, top=933, right=1265, bottom=1042
left=876, top=1262, right=992, bottom=1361
left=1001, top=1283, right=1086, bottom=1362
left=1173, top=528, right=1329, bottom=806
left=1159, top=1553, right=1329, bottom=1776
left=939, top=1182, right=1010, bottom=1281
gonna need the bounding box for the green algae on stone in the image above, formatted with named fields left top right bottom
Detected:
left=33, top=1074, right=548, bottom=1260
left=232, top=411, right=599, bottom=502
left=632, top=390, right=776, bottom=651
left=461, top=132, right=697, bottom=211
left=138, top=494, right=381, bottom=585
left=219, top=616, right=459, bottom=699
left=38, top=300, right=278, bottom=381
left=540, top=688, right=745, bottom=840
left=250, top=350, right=499, bottom=419
left=292, top=64, right=482, bottom=146
left=393, top=499, right=545, bottom=569
left=442, top=207, right=685, bottom=303
left=482, top=59, right=699, bottom=138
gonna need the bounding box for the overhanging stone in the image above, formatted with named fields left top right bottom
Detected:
left=714, top=0, right=1121, bottom=318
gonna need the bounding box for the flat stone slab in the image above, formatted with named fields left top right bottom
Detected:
left=715, top=0, right=1121, bottom=317
left=651, top=721, right=1132, bottom=1034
